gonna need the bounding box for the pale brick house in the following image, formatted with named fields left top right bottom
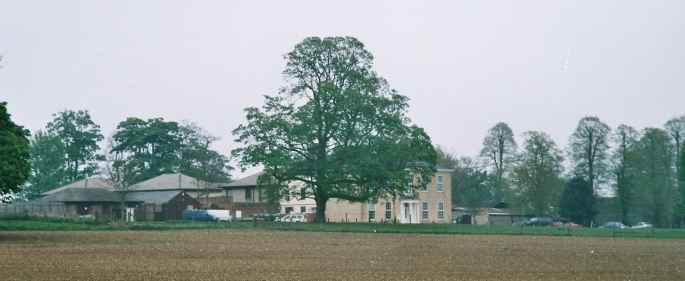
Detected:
left=323, top=168, right=454, bottom=224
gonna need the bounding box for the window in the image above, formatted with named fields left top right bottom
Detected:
left=300, top=188, right=306, bottom=200
left=368, top=201, right=376, bottom=221
left=406, top=177, right=413, bottom=193
left=421, top=202, right=429, bottom=220
left=284, top=191, right=290, bottom=201
left=438, top=201, right=445, bottom=220
left=385, top=202, right=392, bottom=220
left=437, top=175, right=444, bottom=192
left=420, top=178, right=427, bottom=191
left=245, top=187, right=253, bottom=201
left=285, top=207, right=293, bottom=214
left=300, top=206, right=306, bottom=213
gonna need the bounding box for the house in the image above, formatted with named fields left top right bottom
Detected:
left=279, top=181, right=317, bottom=215
left=216, top=172, right=279, bottom=217
left=126, top=173, right=227, bottom=208
left=325, top=168, right=454, bottom=224
left=126, top=190, right=200, bottom=221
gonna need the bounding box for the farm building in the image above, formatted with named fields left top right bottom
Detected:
left=216, top=172, right=279, bottom=218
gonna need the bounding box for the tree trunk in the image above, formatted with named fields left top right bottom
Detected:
left=314, top=195, right=329, bottom=223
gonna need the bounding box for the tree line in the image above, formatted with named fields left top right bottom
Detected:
left=439, top=117, right=685, bottom=228
left=21, top=110, right=232, bottom=199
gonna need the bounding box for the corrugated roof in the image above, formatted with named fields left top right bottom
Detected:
left=222, top=172, right=263, bottom=188
left=41, top=188, right=128, bottom=203
left=125, top=191, right=183, bottom=204
left=42, top=178, right=114, bottom=196
left=128, top=173, right=224, bottom=191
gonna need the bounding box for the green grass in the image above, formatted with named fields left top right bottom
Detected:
left=1, top=218, right=683, bottom=239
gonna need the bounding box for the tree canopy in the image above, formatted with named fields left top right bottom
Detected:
left=568, top=116, right=611, bottom=193
left=480, top=122, right=516, bottom=204
left=109, top=117, right=230, bottom=188
left=232, top=36, right=436, bottom=222
left=0, top=102, right=31, bottom=199
left=559, top=177, right=596, bottom=226
left=46, top=110, right=104, bottom=182
left=512, top=131, right=563, bottom=216
left=25, top=130, right=66, bottom=199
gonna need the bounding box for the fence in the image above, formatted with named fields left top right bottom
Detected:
left=0, top=202, right=76, bottom=219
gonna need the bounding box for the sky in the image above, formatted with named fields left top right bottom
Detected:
left=1, top=1, right=684, bottom=178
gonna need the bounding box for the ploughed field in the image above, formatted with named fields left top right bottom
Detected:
left=1, top=230, right=684, bottom=281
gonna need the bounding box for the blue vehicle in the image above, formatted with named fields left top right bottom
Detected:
left=182, top=209, right=214, bottom=221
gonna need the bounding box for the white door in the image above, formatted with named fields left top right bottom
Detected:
left=125, top=208, right=135, bottom=222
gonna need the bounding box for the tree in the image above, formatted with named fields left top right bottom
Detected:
left=480, top=122, right=517, bottom=204
left=46, top=110, right=104, bottom=182
left=436, top=147, right=492, bottom=207
left=611, top=124, right=640, bottom=225
left=559, top=177, right=596, bottom=226
left=24, top=131, right=67, bottom=199
left=634, top=128, right=676, bottom=227
left=568, top=116, right=611, bottom=194
left=511, top=131, right=564, bottom=216
left=665, top=116, right=685, bottom=226
left=0, top=102, right=31, bottom=200
left=232, top=37, right=437, bottom=222
left=179, top=122, right=231, bottom=183
left=110, top=117, right=183, bottom=184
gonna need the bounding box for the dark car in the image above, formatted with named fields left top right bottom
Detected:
left=254, top=213, right=279, bottom=222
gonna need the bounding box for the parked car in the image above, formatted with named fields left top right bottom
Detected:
left=631, top=221, right=653, bottom=229
left=279, top=213, right=306, bottom=223
left=518, top=217, right=554, bottom=226
left=183, top=209, right=232, bottom=222
left=254, top=213, right=279, bottom=222
left=600, top=221, right=626, bottom=229
left=206, top=210, right=232, bottom=222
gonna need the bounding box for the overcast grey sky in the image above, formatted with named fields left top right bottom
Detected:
left=2, top=1, right=684, bottom=176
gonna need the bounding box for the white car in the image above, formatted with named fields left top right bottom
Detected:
left=206, top=210, right=232, bottom=222
left=631, top=222, right=653, bottom=229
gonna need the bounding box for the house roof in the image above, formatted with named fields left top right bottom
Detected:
left=128, top=173, right=225, bottom=191
left=221, top=172, right=263, bottom=188
left=125, top=191, right=185, bottom=204
left=41, top=188, right=132, bottom=203
left=42, top=178, right=114, bottom=196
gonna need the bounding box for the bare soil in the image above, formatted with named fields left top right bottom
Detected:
left=1, top=230, right=684, bottom=280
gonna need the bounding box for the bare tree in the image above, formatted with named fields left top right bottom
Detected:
left=568, top=116, right=611, bottom=194
left=102, top=136, right=135, bottom=222
left=480, top=122, right=517, bottom=204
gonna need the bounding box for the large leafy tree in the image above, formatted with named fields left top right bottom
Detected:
left=109, top=118, right=230, bottom=187
left=0, top=102, right=31, bottom=200
left=232, top=37, right=437, bottom=222
left=568, top=116, right=611, bottom=194
left=179, top=122, right=231, bottom=183
left=25, top=130, right=67, bottom=199
left=480, top=122, right=516, bottom=204
left=512, top=131, right=564, bottom=216
left=110, top=117, right=183, bottom=186
left=46, top=110, right=104, bottom=182
left=634, top=128, right=676, bottom=228
left=559, top=177, right=596, bottom=226
left=611, top=124, right=640, bottom=225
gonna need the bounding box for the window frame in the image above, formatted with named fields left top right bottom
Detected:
left=436, top=175, right=444, bottom=192
left=385, top=202, right=392, bottom=220
left=368, top=201, right=376, bottom=222
left=437, top=201, right=445, bottom=220
left=421, top=201, right=429, bottom=220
